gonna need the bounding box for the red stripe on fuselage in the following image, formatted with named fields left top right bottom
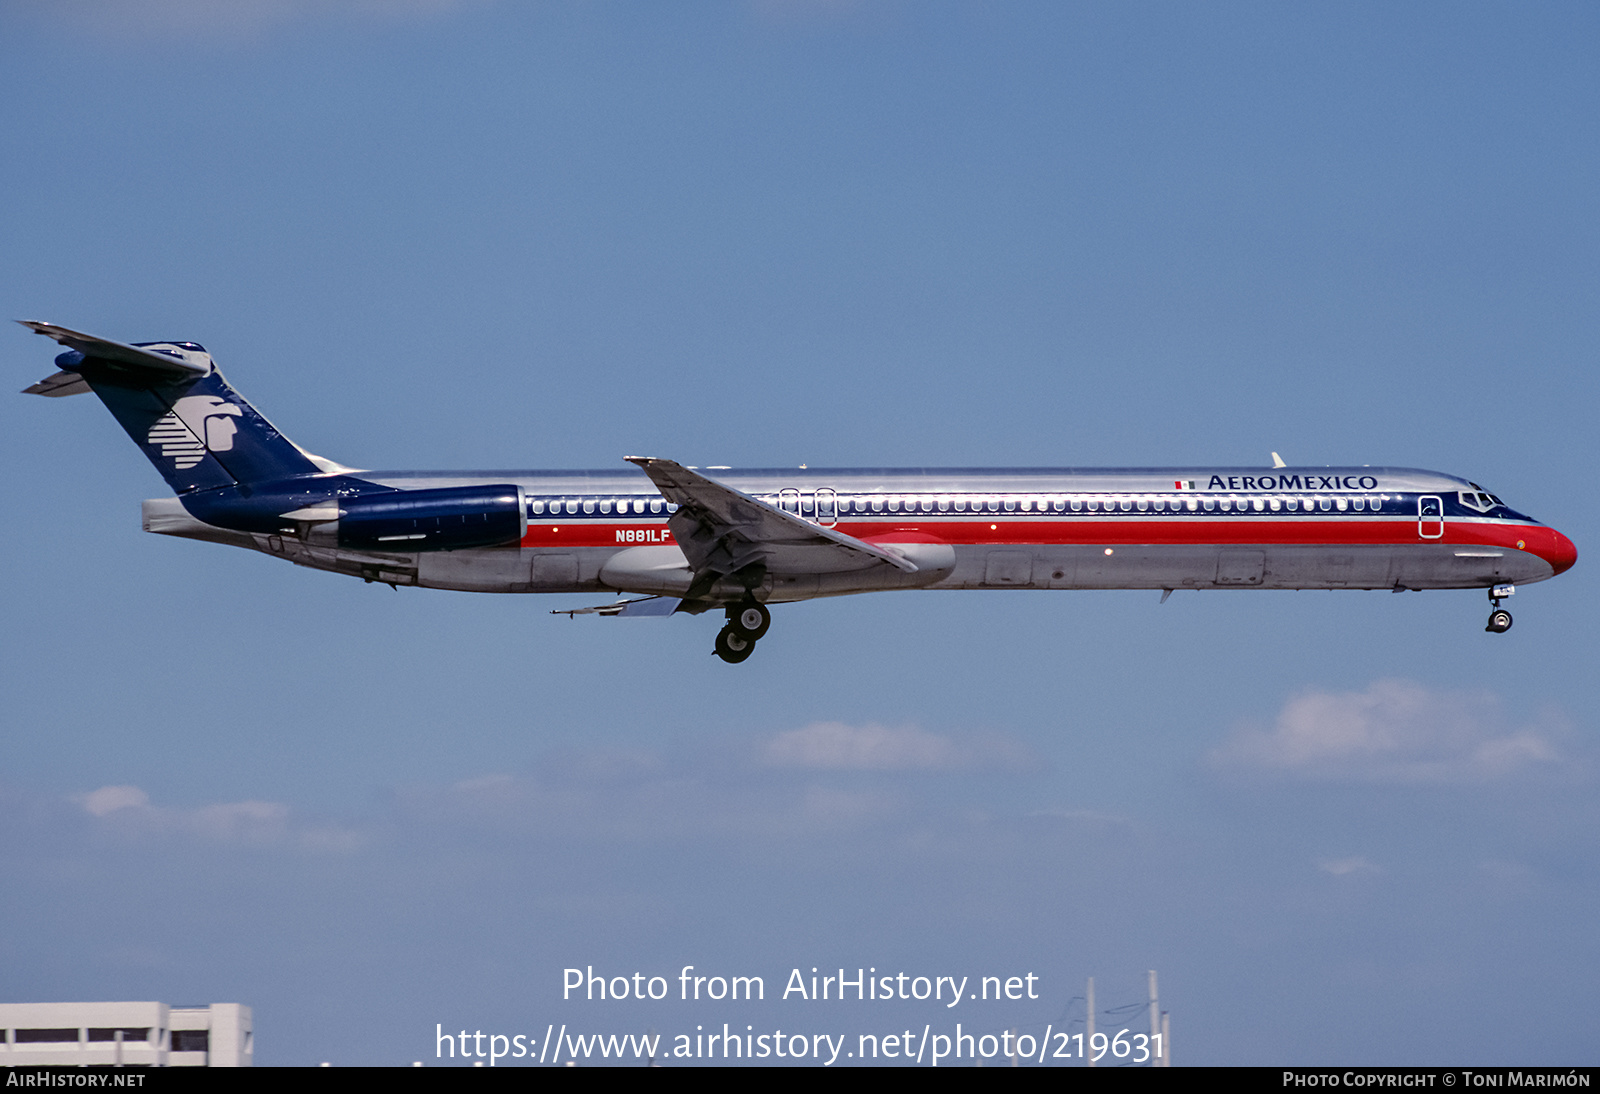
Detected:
left=518, top=517, right=1538, bottom=551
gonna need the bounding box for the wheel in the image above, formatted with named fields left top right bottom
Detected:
left=729, top=600, right=771, bottom=640
left=714, top=625, right=755, bottom=663
left=1486, top=609, right=1513, bottom=634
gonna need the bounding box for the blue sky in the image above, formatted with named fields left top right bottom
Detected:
left=1, top=0, right=1596, bottom=1066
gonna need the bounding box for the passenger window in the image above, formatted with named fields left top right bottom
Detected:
left=566, top=500, right=579, bottom=514
left=1070, top=498, right=1083, bottom=512
left=1003, top=498, right=1017, bottom=512
left=937, top=497, right=950, bottom=512
left=1119, top=498, right=1132, bottom=512
left=987, top=498, right=1000, bottom=512
left=1269, top=498, right=1281, bottom=512
left=1370, top=496, right=1382, bottom=511
left=1219, top=498, right=1232, bottom=512
left=1317, top=497, right=1331, bottom=511
left=1335, top=497, right=1348, bottom=511
left=1202, top=498, right=1215, bottom=512
left=954, top=498, right=966, bottom=512
left=920, top=497, right=932, bottom=512
left=531, top=500, right=545, bottom=515
left=1136, top=498, right=1148, bottom=512
left=871, top=498, right=884, bottom=513
left=1087, top=499, right=1099, bottom=512
left=599, top=500, right=612, bottom=514
left=650, top=499, right=663, bottom=514
left=583, top=499, right=596, bottom=514
left=1186, top=498, right=1199, bottom=512
left=888, top=498, right=901, bottom=513
left=1352, top=497, right=1365, bottom=511
left=1152, top=498, right=1165, bottom=512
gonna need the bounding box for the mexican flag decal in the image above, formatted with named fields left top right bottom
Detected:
left=1174, top=479, right=1196, bottom=490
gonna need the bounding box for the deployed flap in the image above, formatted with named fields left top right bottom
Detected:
left=18, top=321, right=209, bottom=380
left=22, top=370, right=93, bottom=397
left=625, top=457, right=917, bottom=590
left=552, top=595, right=683, bottom=619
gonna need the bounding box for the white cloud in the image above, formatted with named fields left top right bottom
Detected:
left=72, top=784, right=362, bottom=852
left=1211, top=679, right=1571, bottom=783
left=763, top=722, right=1027, bottom=771
left=78, top=784, right=150, bottom=816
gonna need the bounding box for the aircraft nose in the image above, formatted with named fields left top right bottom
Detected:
left=1533, top=526, right=1578, bottom=575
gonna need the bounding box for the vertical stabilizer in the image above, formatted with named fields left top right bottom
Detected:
left=20, top=322, right=321, bottom=492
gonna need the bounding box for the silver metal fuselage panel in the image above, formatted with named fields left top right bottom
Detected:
left=145, top=465, right=1563, bottom=600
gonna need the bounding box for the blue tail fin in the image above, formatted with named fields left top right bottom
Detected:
left=20, top=322, right=323, bottom=492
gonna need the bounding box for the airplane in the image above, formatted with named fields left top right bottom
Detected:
left=20, top=321, right=1577, bottom=663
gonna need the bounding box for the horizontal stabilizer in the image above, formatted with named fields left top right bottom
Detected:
left=22, top=370, right=93, bottom=397
left=552, top=596, right=683, bottom=619
left=17, top=321, right=209, bottom=381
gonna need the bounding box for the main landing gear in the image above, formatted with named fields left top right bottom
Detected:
left=714, top=599, right=771, bottom=664
left=1485, top=584, right=1514, bottom=634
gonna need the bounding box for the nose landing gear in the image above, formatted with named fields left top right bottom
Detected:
left=714, top=599, right=772, bottom=663
left=1485, top=584, right=1514, bottom=634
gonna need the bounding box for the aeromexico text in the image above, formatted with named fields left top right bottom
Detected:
left=1202, top=474, right=1381, bottom=492
left=564, top=967, right=1039, bottom=1007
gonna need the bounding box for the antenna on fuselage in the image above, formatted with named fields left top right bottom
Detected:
left=1271, top=452, right=1287, bottom=468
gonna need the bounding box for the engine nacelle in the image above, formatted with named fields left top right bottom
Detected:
left=335, top=484, right=526, bottom=552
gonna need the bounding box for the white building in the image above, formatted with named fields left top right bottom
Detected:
left=0, top=1002, right=251, bottom=1067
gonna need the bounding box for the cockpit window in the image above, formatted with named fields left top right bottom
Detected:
left=1459, top=490, right=1501, bottom=513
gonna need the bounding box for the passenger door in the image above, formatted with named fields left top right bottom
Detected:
left=1418, top=495, right=1444, bottom=539
left=814, top=488, right=838, bottom=527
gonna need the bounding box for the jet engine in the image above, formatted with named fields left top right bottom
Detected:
left=332, top=484, right=526, bottom=552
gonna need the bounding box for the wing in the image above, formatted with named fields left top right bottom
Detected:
left=625, top=457, right=917, bottom=597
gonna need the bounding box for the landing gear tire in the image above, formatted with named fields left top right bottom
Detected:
left=715, top=625, right=756, bottom=663
left=1486, top=609, right=1513, bottom=634
left=729, top=600, right=771, bottom=641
